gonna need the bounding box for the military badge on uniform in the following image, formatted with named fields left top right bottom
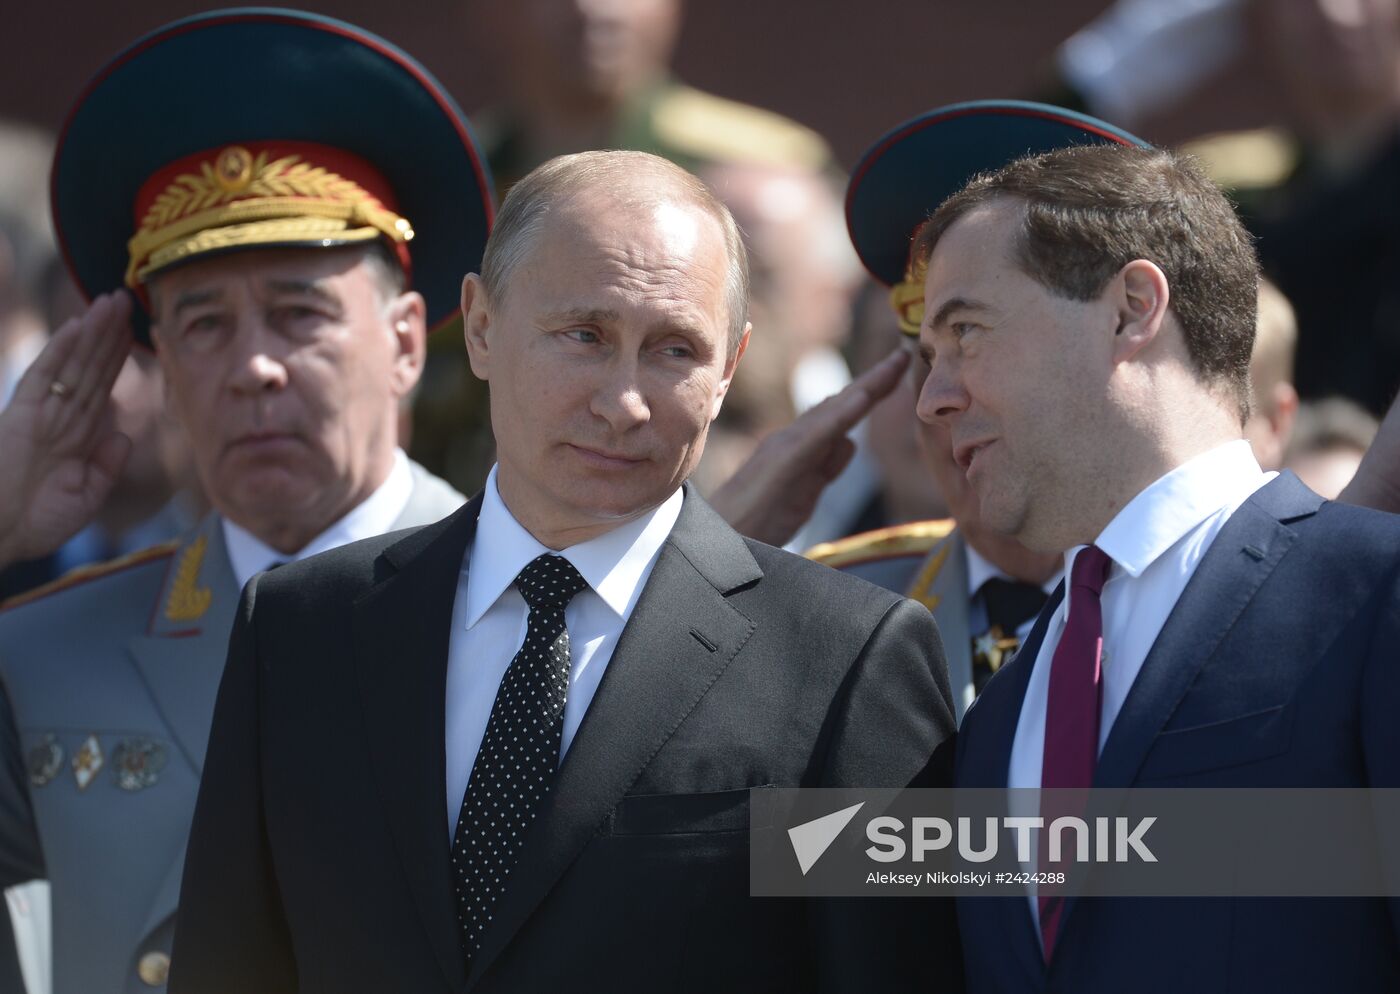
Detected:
left=112, top=737, right=167, bottom=791
left=26, top=735, right=64, bottom=787
left=72, top=735, right=105, bottom=791
left=972, top=624, right=1027, bottom=696
left=164, top=535, right=212, bottom=623
left=973, top=625, right=1021, bottom=676
left=907, top=542, right=951, bottom=613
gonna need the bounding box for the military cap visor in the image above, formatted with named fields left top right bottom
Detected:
left=845, top=100, right=1149, bottom=333
left=52, top=7, right=494, bottom=345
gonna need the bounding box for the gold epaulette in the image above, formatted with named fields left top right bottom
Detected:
left=651, top=85, right=834, bottom=172
left=805, top=519, right=956, bottom=570
left=0, top=540, right=180, bottom=613
left=1181, top=127, right=1298, bottom=191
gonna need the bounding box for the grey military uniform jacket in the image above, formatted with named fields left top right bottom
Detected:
left=0, top=461, right=463, bottom=994
left=909, top=530, right=975, bottom=721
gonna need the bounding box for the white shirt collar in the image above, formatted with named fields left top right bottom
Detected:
left=462, top=465, right=684, bottom=629
left=223, top=448, right=415, bottom=590
left=1086, top=439, right=1273, bottom=580
left=964, top=542, right=1060, bottom=599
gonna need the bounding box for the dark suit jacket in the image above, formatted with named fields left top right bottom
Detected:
left=170, top=487, right=959, bottom=993
left=955, top=473, right=1400, bottom=994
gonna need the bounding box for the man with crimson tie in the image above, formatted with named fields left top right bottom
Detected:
left=879, top=107, right=1400, bottom=992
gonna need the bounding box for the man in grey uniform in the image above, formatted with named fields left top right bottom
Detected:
left=0, top=10, right=493, bottom=992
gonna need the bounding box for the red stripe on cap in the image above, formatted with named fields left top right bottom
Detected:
left=132, top=140, right=405, bottom=226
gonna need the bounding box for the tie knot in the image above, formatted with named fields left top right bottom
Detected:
left=1070, top=545, right=1112, bottom=596
left=515, top=554, right=588, bottom=612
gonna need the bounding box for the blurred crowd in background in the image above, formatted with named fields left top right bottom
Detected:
left=2, top=0, right=1397, bottom=598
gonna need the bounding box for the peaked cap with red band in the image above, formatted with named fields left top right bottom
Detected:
left=52, top=7, right=495, bottom=345
left=844, top=100, right=1149, bottom=335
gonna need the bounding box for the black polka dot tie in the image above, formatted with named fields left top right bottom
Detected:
left=452, top=553, right=588, bottom=967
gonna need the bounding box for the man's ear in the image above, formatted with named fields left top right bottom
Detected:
left=711, top=323, right=751, bottom=421
left=385, top=291, right=427, bottom=398
left=1111, top=259, right=1171, bottom=365
left=461, top=273, right=492, bottom=380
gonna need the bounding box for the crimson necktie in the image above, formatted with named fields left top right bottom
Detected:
left=1038, top=544, right=1112, bottom=960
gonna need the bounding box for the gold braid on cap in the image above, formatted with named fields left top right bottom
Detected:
left=888, top=253, right=927, bottom=337
left=126, top=147, right=414, bottom=287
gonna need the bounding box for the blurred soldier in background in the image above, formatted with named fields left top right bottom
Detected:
left=0, top=212, right=49, bottom=413
left=1241, top=276, right=1299, bottom=472
left=467, top=0, right=832, bottom=190
left=1284, top=397, right=1379, bottom=498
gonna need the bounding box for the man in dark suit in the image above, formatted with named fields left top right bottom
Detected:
left=895, top=127, right=1399, bottom=990
left=170, top=149, right=958, bottom=993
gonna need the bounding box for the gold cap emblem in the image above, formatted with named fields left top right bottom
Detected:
left=214, top=145, right=254, bottom=192
left=889, top=254, right=929, bottom=338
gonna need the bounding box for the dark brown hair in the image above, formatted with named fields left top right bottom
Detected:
left=913, top=145, right=1259, bottom=420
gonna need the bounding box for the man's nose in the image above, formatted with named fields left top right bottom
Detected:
left=914, top=356, right=969, bottom=427
left=228, top=323, right=289, bottom=395
left=590, top=359, right=650, bottom=432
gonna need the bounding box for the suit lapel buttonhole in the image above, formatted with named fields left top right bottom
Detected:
left=689, top=629, right=718, bottom=653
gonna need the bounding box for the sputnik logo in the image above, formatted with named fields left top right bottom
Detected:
left=787, top=802, right=866, bottom=875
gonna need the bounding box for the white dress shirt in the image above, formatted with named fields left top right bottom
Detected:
left=223, top=448, right=414, bottom=590
left=444, top=467, right=683, bottom=838
left=1007, top=440, right=1274, bottom=928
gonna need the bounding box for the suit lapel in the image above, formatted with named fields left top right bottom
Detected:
left=355, top=497, right=483, bottom=994
left=1092, top=475, right=1319, bottom=788
left=126, top=515, right=241, bottom=775
left=466, top=488, right=762, bottom=988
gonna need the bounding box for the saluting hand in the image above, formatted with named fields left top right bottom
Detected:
left=0, top=292, right=133, bottom=571
left=710, top=348, right=910, bottom=547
